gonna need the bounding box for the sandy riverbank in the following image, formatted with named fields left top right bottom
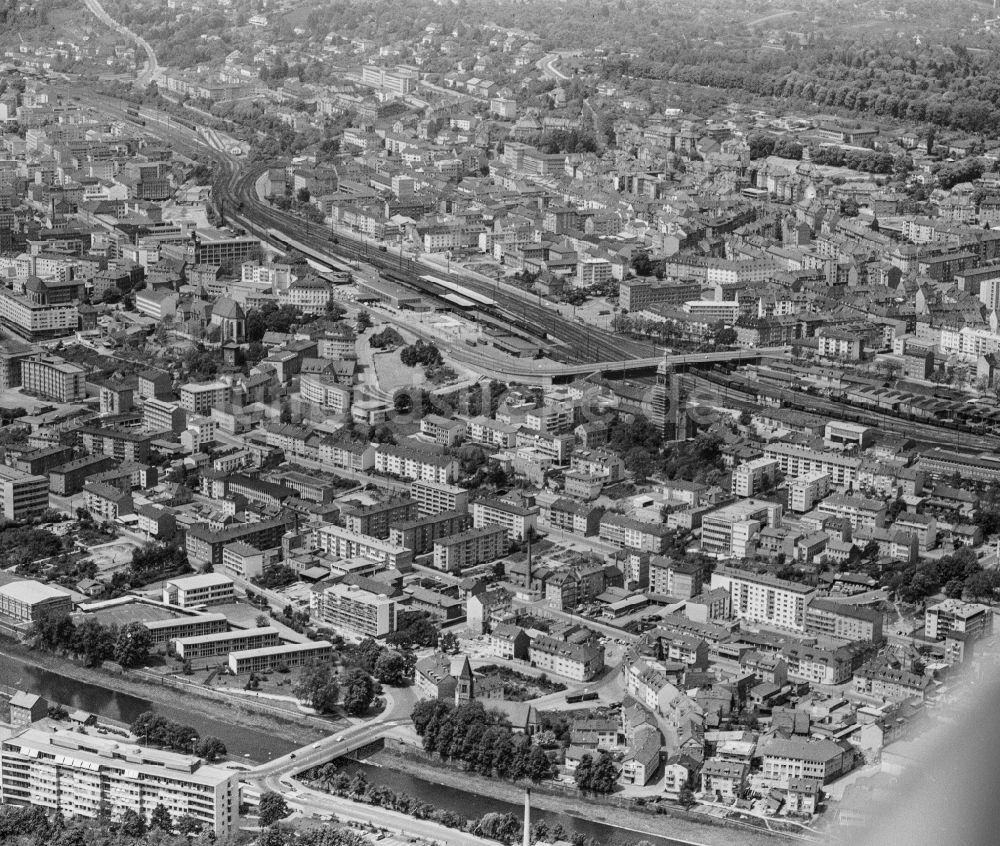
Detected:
left=0, top=637, right=327, bottom=747
left=366, top=747, right=787, bottom=846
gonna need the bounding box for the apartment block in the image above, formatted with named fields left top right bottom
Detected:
left=341, top=496, right=419, bottom=538
left=806, top=598, right=884, bottom=642
left=180, top=381, right=231, bottom=415
left=432, top=524, right=507, bottom=573
left=319, top=582, right=397, bottom=638
left=20, top=356, right=85, bottom=402
left=411, top=479, right=470, bottom=516
left=373, top=444, right=459, bottom=483
left=732, top=457, right=779, bottom=497
left=924, top=598, right=993, bottom=642
left=710, top=567, right=816, bottom=632
left=0, top=728, right=240, bottom=837
left=471, top=496, right=538, bottom=541
left=0, top=465, right=48, bottom=520
left=389, top=510, right=471, bottom=555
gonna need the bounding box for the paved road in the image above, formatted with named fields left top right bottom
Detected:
left=538, top=53, right=571, bottom=81
left=81, top=0, right=160, bottom=86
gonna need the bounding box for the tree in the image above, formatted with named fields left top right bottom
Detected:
left=74, top=617, right=115, bottom=667
left=259, top=792, right=290, bottom=826
left=295, top=662, right=340, bottom=714
left=175, top=814, right=203, bottom=835
left=574, top=753, right=594, bottom=792
left=149, top=803, right=172, bottom=832
left=118, top=809, right=146, bottom=838
left=342, top=668, right=376, bottom=716
left=588, top=752, right=619, bottom=794
left=356, top=310, right=373, bottom=332
left=527, top=745, right=552, bottom=782
left=439, top=631, right=459, bottom=653
left=296, top=187, right=311, bottom=203
left=113, top=621, right=152, bottom=668
left=679, top=786, right=696, bottom=809
left=194, top=736, right=227, bottom=761
left=373, top=650, right=411, bottom=686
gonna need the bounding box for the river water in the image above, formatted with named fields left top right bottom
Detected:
left=333, top=758, right=697, bottom=846
left=0, top=651, right=297, bottom=761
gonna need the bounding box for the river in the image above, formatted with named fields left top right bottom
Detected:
left=333, top=758, right=699, bottom=846
left=0, top=651, right=297, bottom=762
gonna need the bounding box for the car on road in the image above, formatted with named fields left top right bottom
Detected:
left=312, top=742, right=320, bottom=748
left=336, top=736, right=344, bottom=742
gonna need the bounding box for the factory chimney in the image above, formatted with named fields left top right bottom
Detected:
left=523, top=787, right=531, bottom=846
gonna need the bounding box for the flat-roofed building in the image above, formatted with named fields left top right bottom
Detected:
left=432, top=524, right=506, bottom=573
left=732, top=457, right=779, bottom=498
left=174, top=627, right=280, bottom=660
left=710, top=566, right=815, bottom=632
left=143, top=613, right=229, bottom=645
left=0, top=464, right=48, bottom=520
left=180, top=381, right=231, bottom=415
left=143, top=397, right=187, bottom=434
left=806, top=598, right=883, bottom=642
left=412, top=479, right=469, bottom=516
left=925, top=598, right=993, bottom=642
left=389, top=510, right=471, bottom=555
left=49, top=455, right=115, bottom=496
left=319, top=582, right=398, bottom=638
left=340, top=496, right=419, bottom=538
left=471, top=497, right=538, bottom=541
left=162, top=573, right=235, bottom=608
left=701, top=499, right=782, bottom=556
left=310, top=523, right=414, bottom=571
left=373, top=444, right=459, bottom=483
left=228, top=640, right=333, bottom=674
left=185, top=515, right=291, bottom=569
left=0, top=728, right=240, bottom=837
left=21, top=355, right=85, bottom=402
left=221, top=541, right=266, bottom=580
left=0, top=579, right=72, bottom=623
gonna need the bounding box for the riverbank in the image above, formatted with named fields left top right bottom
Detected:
left=0, top=637, right=326, bottom=749
left=366, top=745, right=785, bottom=846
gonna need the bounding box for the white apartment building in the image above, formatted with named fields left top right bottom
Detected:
left=524, top=403, right=575, bottom=433
left=0, top=465, right=49, bottom=521
left=0, top=728, right=240, bottom=837
left=412, top=479, right=470, bottom=516
left=732, top=457, right=779, bottom=497
left=471, top=497, right=538, bottom=541
left=710, top=567, right=816, bottom=632
left=319, top=582, right=397, bottom=637
left=310, top=523, right=413, bottom=571
left=576, top=256, right=613, bottom=288
left=682, top=300, right=740, bottom=323
left=162, top=573, right=236, bottom=608
left=701, top=499, right=781, bottom=556
left=180, top=381, right=231, bottom=415
left=432, top=524, right=507, bottom=573
left=300, top=374, right=351, bottom=413
left=925, top=598, right=993, bottom=642
left=373, top=445, right=458, bottom=484
left=763, top=443, right=861, bottom=489
left=789, top=471, right=831, bottom=513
